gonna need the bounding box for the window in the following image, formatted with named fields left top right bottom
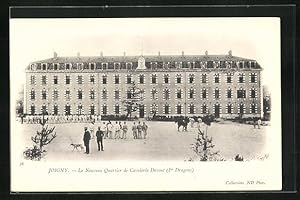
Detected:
left=238, top=73, right=245, bottom=83
left=90, top=90, right=95, bottom=100
left=115, top=90, right=120, bottom=100
left=250, top=89, right=256, bottom=98
left=127, top=91, right=132, bottom=99
left=202, top=88, right=207, bottom=99
left=127, top=75, right=132, bottom=84
left=239, top=62, right=244, bottom=69
left=42, top=63, right=47, bottom=70
left=189, top=88, right=195, bottom=99
left=151, top=74, right=157, bottom=84
left=102, top=75, right=107, bottom=84
left=164, top=105, right=170, bottom=114
left=177, top=105, right=182, bottom=114
left=78, top=76, right=83, bottom=84
left=227, top=73, right=232, bottom=83
left=66, top=90, right=70, bottom=100
left=102, top=63, right=107, bottom=70
left=30, top=75, right=35, bottom=85
left=78, top=104, right=83, bottom=115
left=53, top=89, right=58, bottom=100
left=78, top=63, right=83, bottom=70
left=139, top=75, right=144, bottom=84
left=30, top=105, right=35, bottom=115
left=227, top=104, right=232, bottom=114
left=114, top=63, right=120, bottom=70
left=189, top=74, right=194, bottom=83
left=189, top=104, right=195, bottom=114
left=214, top=89, right=220, bottom=99
left=65, top=104, right=71, bottom=115
left=115, top=75, right=120, bottom=84
left=30, top=89, right=35, bottom=100
left=237, top=89, right=246, bottom=98
left=65, top=63, right=70, bottom=70
left=53, top=76, right=58, bottom=84
left=164, top=74, right=169, bottom=83
left=66, top=76, right=70, bottom=84
left=90, top=105, right=95, bottom=115
left=42, top=89, right=47, bottom=100
left=90, top=75, right=95, bottom=84
left=202, top=74, right=207, bottom=83
left=41, top=105, right=47, bottom=114
left=176, top=75, right=182, bottom=84
left=140, top=89, right=145, bottom=100
left=251, top=104, right=256, bottom=114
left=126, top=62, right=132, bottom=70
left=214, top=74, right=220, bottom=83
left=239, top=104, right=244, bottom=114
left=102, top=105, right=107, bottom=115
left=102, top=89, right=107, bottom=99
left=90, top=63, right=95, bottom=70
left=115, top=105, right=120, bottom=114
left=53, top=105, right=58, bottom=115
left=78, top=90, right=83, bottom=100
left=163, top=89, right=170, bottom=100
left=151, top=89, right=157, bottom=100
left=227, top=89, right=232, bottom=98
left=250, top=73, right=257, bottom=83
left=53, top=63, right=58, bottom=70
left=42, top=76, right=47, bottom=85
left=202, top=104, right=207, bottom=114
left=177, top=89, right=182, bottom=99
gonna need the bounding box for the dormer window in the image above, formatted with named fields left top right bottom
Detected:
left=89, top=63, right=95, bottom=70
left=30, top=64, right=36, bottom=70
left=42, top=63, right=47, bottom=70
left=102, top=63, right=108, bottom=70
left=114, top=63, right=120, bottom=70
left=53, top=63, right=58, bottom=70
left=126, top=63, right=132, bottom=70
left=78, top=63, right=83, bottom=70
left=65, top=63, right=71, bottom=70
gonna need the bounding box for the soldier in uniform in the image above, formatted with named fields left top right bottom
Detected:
left=83, top=127, right=91, bottom=154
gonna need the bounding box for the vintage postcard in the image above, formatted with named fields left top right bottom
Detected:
left=10, top=17, right=281, bottom=191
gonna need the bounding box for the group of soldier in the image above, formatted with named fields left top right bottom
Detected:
left=83, top=120, right=149, bottom=154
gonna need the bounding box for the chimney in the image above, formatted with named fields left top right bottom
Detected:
left=228, top=50, right=232, bottom=57
left=182, top=51, right=184, bottom=56
left=123, top=52, right=126, bottom=57
left=100, top=51, right=103, bottom=57
left=205, top=50, right=208, bottom=56
left=77, top=52, right=80, bottom=57
left=53, top=52, right=58, bottom=58
left=158, top=51, right=160, bottom=56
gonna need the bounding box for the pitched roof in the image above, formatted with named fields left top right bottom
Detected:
left=33, top=54, right=255, bottom=64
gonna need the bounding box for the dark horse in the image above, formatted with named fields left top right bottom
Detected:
left=175, top=117, right=190, bottom=132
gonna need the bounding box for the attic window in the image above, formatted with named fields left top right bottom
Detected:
left=65, top=63, right=71, bottom=70
left=78, top=63, right=83, bottom=70
left=53, top=63, right=58, bottom=70
left=42, top=63, right=47, bottom=70
left=90, top=63, right=95, bottom=70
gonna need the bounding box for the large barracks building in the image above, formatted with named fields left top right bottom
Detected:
left=24, top=51, right=263, bottom=118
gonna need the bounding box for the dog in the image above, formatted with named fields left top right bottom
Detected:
left=70, top=143, right=84, bottom=151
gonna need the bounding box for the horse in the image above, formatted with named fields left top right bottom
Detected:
left=175, top=117, right=190, bottom=132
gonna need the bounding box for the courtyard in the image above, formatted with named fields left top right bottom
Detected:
left=16, top=120, right=268, bottom=161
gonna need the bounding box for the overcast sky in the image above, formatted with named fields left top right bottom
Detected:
left=10, top=17, right=280, bottom=96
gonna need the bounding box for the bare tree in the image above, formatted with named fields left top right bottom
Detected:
left=31, top=113, right=57, bottom=151
left=122, top=81, right=143, bottom=119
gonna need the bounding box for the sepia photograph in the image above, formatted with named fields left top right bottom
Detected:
left=10, top=17, right=281, bottom=192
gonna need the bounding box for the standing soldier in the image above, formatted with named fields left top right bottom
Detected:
left=83, top=127, right=91, bottom=154
left=114, top=121, right=120, bottom=139
left=137, top=121, right=142, bottom=139
left=142, top=121, right=148, bottom=139
left=107, top=121, right=113, bottom=139
left=96, top=126, right=104, bottom=151
left=121, top=121, right=128, bottom=139
left=132, top=122, right=137, bottom=139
